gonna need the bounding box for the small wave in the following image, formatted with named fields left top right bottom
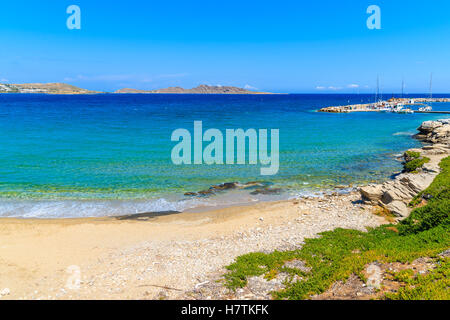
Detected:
left=393, top=131, right=415, bottom=136
left=289, top=190, right=325, bottom=199
left=0, top=188, right=278, bottom=218
left=0, top=184, right=354, bottom=218
left=0, top=197, right=209, bottom=219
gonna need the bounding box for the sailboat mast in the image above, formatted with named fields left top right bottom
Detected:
left=401, top=78, right=404, bottom=98
left=429, top=73, right=433, bottom=100
left=375, top=75, right=379, bottom=103
left=379, top=76, right=382, bottom=101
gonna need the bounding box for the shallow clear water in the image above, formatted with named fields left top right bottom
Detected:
left=0, top=93, right=448, bottom=218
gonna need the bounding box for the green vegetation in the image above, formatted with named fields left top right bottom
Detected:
left=405, top=150, right=421, bottom=159
left=410, top=156, right=450, bottom=207
left=404, top=157, right=430, bottom=172
left=224, top=157, right=450, bottom=300
left=403, top=150, right=430, bottom=173
left=385, top=259, right=450, bottom=300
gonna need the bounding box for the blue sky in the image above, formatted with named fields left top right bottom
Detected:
left=1, top=0, right=450, bottom=93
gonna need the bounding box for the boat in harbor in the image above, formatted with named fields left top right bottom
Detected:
left=418, top=106, right=432, bottom=112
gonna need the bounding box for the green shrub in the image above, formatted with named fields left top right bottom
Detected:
left=405, top=151, right=421, bottom=159
left=404, top=157, right=430, bottom=172
left=399, top=199, right=450, bottom=235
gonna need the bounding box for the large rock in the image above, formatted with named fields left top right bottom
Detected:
left=399, top=173, right=436, bottom=194
left=431, top=126, right=450, bottom=144
left=381, top=183, right=414, bottom=203
left=416, top=119, right=450, bottom=145
left=379, top=173, right=435, bottom=216
left=418, top=120, right=443, bottom=134
left=359, top=185, right=383, bottom=205
left=386, top=200, right=409, bottom=217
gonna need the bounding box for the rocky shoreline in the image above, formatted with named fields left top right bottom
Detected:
left=359, top=119, right=450, bottom=217
left=182, top=118, right=450, bottom=219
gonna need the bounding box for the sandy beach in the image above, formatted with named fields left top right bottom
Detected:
left=0, top=192, right=386, bottom=300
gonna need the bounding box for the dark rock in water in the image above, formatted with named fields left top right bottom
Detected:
left=198, top=189, right=215, bottom=196
left=250, top=187, right=283, bottom=195
left=210, top=182, right=239, bottom=190
left=240, top=181, right=270, bottom=189
left=185, top=181, right=274, bottom=198
left=185, top=182, right=239, bottom=197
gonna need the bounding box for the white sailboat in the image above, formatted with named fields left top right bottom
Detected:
left=419, top=73, right=433, bottom=112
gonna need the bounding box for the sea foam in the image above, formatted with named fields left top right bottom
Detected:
left=0, top=198, right=202, bottom=218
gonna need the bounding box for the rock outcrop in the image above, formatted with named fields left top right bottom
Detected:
left=360, top=119, right=450, bottom=217
left=414, top=119, right=450, bottom=145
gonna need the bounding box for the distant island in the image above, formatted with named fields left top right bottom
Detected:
left=115, top=84, right=272, bottom=94
left=0, top=83, right=272, bottom=95
left=0, top=83, right=100, bottom=94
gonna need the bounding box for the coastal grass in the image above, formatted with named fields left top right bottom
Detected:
left=224, top=156, right=450, bottom=300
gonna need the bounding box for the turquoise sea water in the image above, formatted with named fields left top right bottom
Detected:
left=0, top=93, right=448, bottom=218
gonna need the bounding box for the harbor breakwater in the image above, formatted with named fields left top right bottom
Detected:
left=318, top=98, right=450, bottom=113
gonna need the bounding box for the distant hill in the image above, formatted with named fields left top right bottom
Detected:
left=0, top=83, right=100, bottom=94
left=0, top=83, right=271, bottom=95
left=115, top=84, right=271, bottom=94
